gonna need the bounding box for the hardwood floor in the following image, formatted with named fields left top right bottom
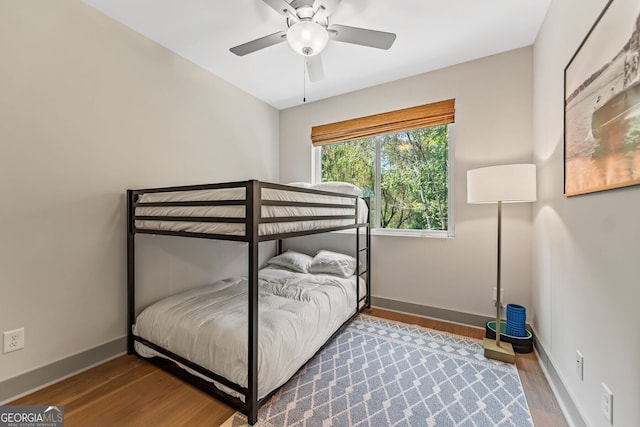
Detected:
left=10, top=308, right=568, bottom=426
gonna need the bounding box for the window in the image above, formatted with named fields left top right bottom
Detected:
left=312, top=100, right=454, bottom=236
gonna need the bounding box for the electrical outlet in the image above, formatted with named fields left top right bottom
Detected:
left=492, top=287, right=505, bottom=304
left=3, top=328, right=25, bottom=353
left=601, top=382, right=613, bottom=424
left=575, top=350, right=583, bottom=380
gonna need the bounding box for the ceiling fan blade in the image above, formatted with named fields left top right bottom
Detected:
left=329, top=24, right=396, bottom=50
left=262, top=0, right=299, bottom=21
left=306, top=55, right=324, bottom=82
left=313, top=0, right=341, bottom=21
left=230, top=31, right=287, bottom=56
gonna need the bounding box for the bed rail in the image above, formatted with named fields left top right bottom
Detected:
left=130, top=180, right=365, bottom=243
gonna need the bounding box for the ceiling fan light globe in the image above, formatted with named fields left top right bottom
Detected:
left=287, top=21, right=328, bottom=57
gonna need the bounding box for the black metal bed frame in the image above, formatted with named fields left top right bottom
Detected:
left=126, top=179, right=370, bottom=425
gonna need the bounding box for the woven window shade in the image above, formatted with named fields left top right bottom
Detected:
left=311, top=99, right=455, bottom=146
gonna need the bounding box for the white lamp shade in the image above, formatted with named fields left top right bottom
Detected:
left=287, top=21, right=329, bottom=56
left=467, top=164, right=537, bottom=204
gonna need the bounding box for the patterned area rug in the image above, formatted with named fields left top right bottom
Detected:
left=221, top=315, right=533, bottom=427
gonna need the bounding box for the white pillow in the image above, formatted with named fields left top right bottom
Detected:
left=309, top=250, right=357, bottom=277
left=267, top=250, right=313, bottom=273
left=311, top=181, right=363, bottom=197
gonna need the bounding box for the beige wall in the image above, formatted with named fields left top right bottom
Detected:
left=280, top=48, right=534, bottom=322
left=533, top=0, right=640, bottom=425
left=0, top=1, right=278, bottom=382
left=9, top=2, right=634, bottom=423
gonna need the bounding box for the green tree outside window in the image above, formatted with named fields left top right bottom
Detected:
left=321, top=125, right=449, bottom=231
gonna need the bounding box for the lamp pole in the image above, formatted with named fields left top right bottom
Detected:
left=496, top=201, right=503, bottom=347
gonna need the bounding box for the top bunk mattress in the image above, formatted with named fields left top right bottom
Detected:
left=134, top=185, right=369, bottom=237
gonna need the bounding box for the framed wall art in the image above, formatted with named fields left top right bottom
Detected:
left=564, top=0, right=640, bottom=196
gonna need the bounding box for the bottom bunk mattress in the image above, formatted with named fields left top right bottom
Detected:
left=133, top=265, right=365, bottom=401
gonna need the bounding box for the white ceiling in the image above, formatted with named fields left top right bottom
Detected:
left=83, top=0, right=551, bottom=110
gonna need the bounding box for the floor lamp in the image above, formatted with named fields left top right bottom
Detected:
left=467, top=164, right=536, bottom=364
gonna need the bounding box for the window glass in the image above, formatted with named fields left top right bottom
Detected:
left=321, top=124, right=450, bottom=232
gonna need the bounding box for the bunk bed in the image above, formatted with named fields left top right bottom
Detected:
left=127, top=180, right=370, bottom=425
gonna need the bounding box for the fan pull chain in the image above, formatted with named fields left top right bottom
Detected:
left=303, top=59, right=307, bottom=103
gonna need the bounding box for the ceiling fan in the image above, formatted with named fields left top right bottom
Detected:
left=229, top=0, right=396, bottom=82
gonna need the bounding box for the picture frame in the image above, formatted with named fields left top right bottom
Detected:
left=564, top=0, right=640, bottom=196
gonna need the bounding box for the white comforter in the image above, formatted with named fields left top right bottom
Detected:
left=133, top=266, right=365, bottom=400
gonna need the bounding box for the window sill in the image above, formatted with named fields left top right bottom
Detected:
left=333, top=228, right=454, bottom=239
left=371, top=229, right=453, bottom=239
